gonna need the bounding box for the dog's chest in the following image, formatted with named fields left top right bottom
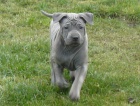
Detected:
left=55, top=47, right=79, bottom=70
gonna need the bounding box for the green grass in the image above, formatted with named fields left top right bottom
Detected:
left=0, top=0, right=140, bottom=106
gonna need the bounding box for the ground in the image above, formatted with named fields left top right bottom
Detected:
left=0, top=0, right=140, bottom=106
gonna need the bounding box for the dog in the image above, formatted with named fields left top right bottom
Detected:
left=41, top=10, right=93, bottom=101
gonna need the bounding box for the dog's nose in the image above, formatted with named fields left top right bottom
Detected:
left=72, top=36, right=79, bottom=41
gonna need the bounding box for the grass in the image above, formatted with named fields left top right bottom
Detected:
left=0, top=0, right=140, bottom=106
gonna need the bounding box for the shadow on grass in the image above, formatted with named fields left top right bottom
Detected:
left=56, top=87, right=70, bottom=95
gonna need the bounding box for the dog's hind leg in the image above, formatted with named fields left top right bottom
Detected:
left=51, top=69, right=55, bottom=85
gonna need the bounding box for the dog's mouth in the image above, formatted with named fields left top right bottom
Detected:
left=71, top=42, right=80, bottom=46
left=65, top=40, right=80, bottom=46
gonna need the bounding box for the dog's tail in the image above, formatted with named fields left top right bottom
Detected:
left=41, top=10, right=53, bottom=18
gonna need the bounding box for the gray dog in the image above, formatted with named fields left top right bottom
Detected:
left=41, top=10, right=93, bottom=101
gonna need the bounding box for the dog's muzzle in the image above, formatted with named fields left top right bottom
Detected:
left=66, top=30, right=81, bottom=45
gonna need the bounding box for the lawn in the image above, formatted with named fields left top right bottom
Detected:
left=0, top=0, right=140, bottom=106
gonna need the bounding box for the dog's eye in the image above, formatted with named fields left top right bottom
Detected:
left=78, top=24, right=84, bottom=29
left=79, top=26, right=83, bottom=29
left=64, top=26, right=68, bottom=29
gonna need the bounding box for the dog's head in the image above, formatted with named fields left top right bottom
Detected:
left=41, top=11, right=93, bottom=46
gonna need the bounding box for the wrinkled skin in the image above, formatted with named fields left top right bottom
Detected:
left=41, top=11, right=93, bottom=101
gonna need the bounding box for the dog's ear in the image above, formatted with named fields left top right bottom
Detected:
left=79, top=13, right=93, bottom=25
left=52, top=13, right=67, bottom=23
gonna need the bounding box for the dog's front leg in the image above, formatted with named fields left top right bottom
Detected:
left=51, top=62, right=69, bottom=88
left=69, top=64, right=88, bottom=101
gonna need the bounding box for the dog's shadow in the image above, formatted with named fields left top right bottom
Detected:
left=56, top=87, right=70, bottom=95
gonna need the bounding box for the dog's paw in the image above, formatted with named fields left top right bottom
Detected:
left=57, top=81, right=70, bottom=89
left=63, top=82, right=70, bottom=88
left=69, top=91, right=80, bottom=101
